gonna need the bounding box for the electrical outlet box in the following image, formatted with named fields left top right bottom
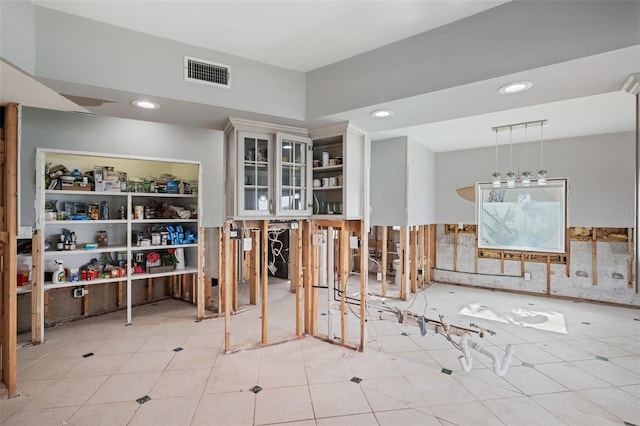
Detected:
left=377, top=272, right=382, bottom=281
left=243, top=237, right=252, bottom=251
left=229, top=228, right=240, bottom=239
left=524, top=272, right=531, bottom=281
left=72, top=287, right=88, bottom=298
left=313, top=233, right=325, bottom=246
left=290, top=222, right=299, bottom=230
left=349, top=236, right=359, bottom=249
left=458, top=222, right=464, bottom=230
left=268, top=262, right=277, bottom=274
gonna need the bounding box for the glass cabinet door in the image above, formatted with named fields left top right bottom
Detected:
left=239, top=132, right=272, bottom=215
left=276, top=133, right=312, bottom=216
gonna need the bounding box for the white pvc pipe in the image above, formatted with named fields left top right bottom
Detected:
left=458, top=333, right=515, bottom=376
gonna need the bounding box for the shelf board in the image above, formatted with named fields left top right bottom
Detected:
left=132, top=243, right=198, bottom=251
left=313, top=186, right=343, bottom=191
left=46, top=219, right=127, bottom=225
left=130, top=193, right=197, bottom=198
left=313, top=165, right=343, bottom=172
left=46, top=190, right=126, bottom=196
left=17, top=284, right=32, bottom=294
left=130, top=266, right=199, bottom=280
left=44, top=276, right=128, bottom=290
left=131, top=218, right=198, bottom=223
left=44, top=245, right=128, bottom=256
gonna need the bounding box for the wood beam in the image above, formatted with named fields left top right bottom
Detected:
left=197, top=227, right=205, bottom=319
left=294, top=220, right=303, bottom=338
left=381, top=226, right=388, bottom=295
left=410, top=226, right=418, bottom=293
left=359, top=220, right=367, bottom=351
left=1, top=103, right=18, bottom=396
left=31, top=230, right=43, bottom=344
left=339, top=224, right=349, bottom=345
left=223, top=222, right=232, bottom=352
left=261, top=220, right=268, bottom=345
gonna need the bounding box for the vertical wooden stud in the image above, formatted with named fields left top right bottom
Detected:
left=295, top=221, right=303, bottom=337
left=217, top=225, right=224, bottom=314
left=232, top=238, right=238, bottom=312
left=83, top=285, right=90, bottom=315
left=546, top=254, right=551, bottom=295
left=311, top=223, right=319, bottom=336
left=146, top=277, right=153, bottom=301
left=592, top=228, right=598, bottom=286
left=399, top=226, right=408, bottom=300
left=339, top=224, right=349, bottom=345
left=359, top=220, right=367, bottom=351
left=453, top=226, right=459, bottom=272
left=410, top=226, right=418, bottom=293
left=1, top=103, right=18, bottom=396
left=629, top=227, right=634, bottom=289
left=381, top=226, right=388, bottom=295
left=223, top=222, right=232, bottom=352
left=197, top=226, right=205, bottom=319
left=250, top=229, right=259, bottom=305
left=117, top=282, right=124, bottom=308
left=261, top=220, right=269, bottom=345
left=418, top=225, right=425, bottom=287
left=31, top=230, right=43, bottom=344
left=500, top=250, right=505, bottom=275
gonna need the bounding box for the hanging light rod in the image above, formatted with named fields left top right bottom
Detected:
left=492, top=119, right=547, bottom=133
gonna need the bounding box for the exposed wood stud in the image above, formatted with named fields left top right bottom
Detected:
left=223, top=222, right=232, bottom=352
left=261, top=220, right=268, bottom=345
left=381, top=226, right=388, bottom=295
left=410, top=226, right=418, bottom=293
left=31, top=230, right=43, bottom=344
left=592, top=228, right=598, bottom=286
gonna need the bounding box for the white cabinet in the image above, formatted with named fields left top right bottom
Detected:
left=309, top=122, right=368, bottom=220
left=34, top=149, right=203, bottom=339
left=225, top=118, right=312, bottom=219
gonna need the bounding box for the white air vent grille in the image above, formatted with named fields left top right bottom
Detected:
left=184, top=56, right=231, bottom=88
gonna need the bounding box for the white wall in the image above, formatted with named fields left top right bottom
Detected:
left=435, top=131, right=635, bottom=227
left=20, top=107, right=225, bottom=228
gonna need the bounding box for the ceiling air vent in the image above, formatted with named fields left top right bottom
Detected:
left=184, top=56, right=231, bottom=89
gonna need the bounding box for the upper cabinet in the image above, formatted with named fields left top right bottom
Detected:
left=309, top=122, right=369, bottom=220
left=225, top=118, right=312, bottom=219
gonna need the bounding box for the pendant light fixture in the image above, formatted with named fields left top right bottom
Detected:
left=521, top=123, right=531, bottom=186
left=491, top=119, right=547, bottom=188
left=492, top=128, right=501, bottom=188
left=506, top=126, right=516, bottom=188
left=537, top=122, right=547, bottom=185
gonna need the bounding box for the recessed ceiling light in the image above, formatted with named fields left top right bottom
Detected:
left=131, top=99, right=160, bottom=109
left=498, top=81, right=533, bottom=95
left=370, top=109, right=394, bottom=118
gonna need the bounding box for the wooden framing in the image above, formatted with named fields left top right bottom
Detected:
left=261, top=220, right=268, bottom=345
left=31, top=231, right=43, bottom=343
left=223, top=222, right=232, bottom=352
left=381, top=226, right=388, bottom=294
left=410, top=226, right=418, bottom=293
left=1, top=103, right=18, bottom=396
left=592, top=230, right=598, bottom=286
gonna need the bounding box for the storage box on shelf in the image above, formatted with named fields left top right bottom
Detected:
left=34, top=149, right=203, bottom=340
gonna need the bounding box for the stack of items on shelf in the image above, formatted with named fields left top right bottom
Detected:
left=45, top=163, right=197, bottom=194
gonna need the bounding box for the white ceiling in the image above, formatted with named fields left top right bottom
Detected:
left=21, top=1, right=640, bottom=151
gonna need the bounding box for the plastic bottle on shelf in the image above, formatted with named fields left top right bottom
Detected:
left=52, top=260, right=66, bottom=284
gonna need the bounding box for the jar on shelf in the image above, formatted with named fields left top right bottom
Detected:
left=96, top=230, right=108, bottom=247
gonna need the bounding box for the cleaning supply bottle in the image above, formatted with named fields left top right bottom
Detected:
left=52, top=260, right=66, bottom=284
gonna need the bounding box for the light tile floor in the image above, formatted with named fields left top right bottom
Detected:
left=2, top=281, right=639, bottom=425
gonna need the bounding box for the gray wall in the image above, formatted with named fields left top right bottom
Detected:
left=407, top=139, right=435, bottom=225
left=20, top=107, right=225, bottom=228
left=370, top=137, right=407, bottom=225
left=370, top=136, right=436, bottom=226
left=30, top=7, right=305, bottom=120
left=435, top=131, right=635, bottom=227
left=306, top=1, right=640, bottom=118
left=0, top=0, right=36, bottom=73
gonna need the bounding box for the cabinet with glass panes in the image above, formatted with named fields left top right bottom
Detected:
left=224, top=118, right=312, bottom=218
